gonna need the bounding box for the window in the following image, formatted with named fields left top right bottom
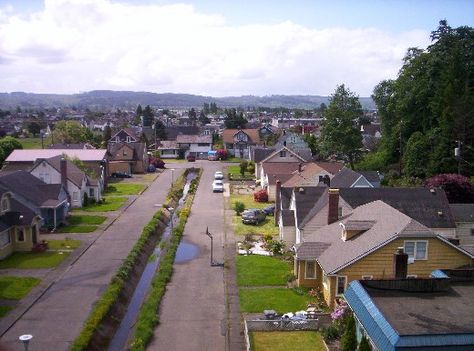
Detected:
left=0, top=231, right=10, bottom=248
left=404, top=240, right=428, bottom=260
left=362, top=275, right=373, bottom=280
left=1, top=197, right=9, bottom=212
left=73, top=192, right=79, bottom=201
left=198, top=143, right=209, bottom=146
left=338, top=207, right=343, bottom=218
left=336, top=276, right=347, bottom=295
left=16, top=228, right=25, bottom=242
left=305, top=261, right=316, bottom=279
left=407, top=275, right=418, bottom=279
left=89, top=188, right=95, bottom=197
left=470, top=228, right=474, bottom=236
left=279, top=150, right=287, bottom=157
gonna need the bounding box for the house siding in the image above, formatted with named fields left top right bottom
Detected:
left=296, top=260, right=323, bottom=288
left=279, top=224, right=296, bottom=247
left=0, top=229, right=13, bottom=260
left=456, top=223, right=474, bottom=251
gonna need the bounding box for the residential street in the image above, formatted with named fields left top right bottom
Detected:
left=0, top=168, right=184, bottom=351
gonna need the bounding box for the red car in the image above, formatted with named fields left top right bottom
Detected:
left=187, top=155, right=196, bottom=162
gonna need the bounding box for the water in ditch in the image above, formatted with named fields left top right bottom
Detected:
left=175, top=241, right=200, bottom=263
left=108, top=171, right=196, bottom=351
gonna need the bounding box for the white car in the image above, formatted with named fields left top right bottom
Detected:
left=212, top=180, right=224, bottom=193
left=214, top=171, right=224, bottom=180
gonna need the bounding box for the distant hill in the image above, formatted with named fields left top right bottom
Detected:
left=0, top=90, right=375, bottom=110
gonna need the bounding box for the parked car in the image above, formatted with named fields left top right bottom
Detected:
left=212, top=180, right=224, bottom=193
left=262, top=204, right=275, bottom=216
left=187, top=155, right=196, bottom=162
left=214, top=171, right=224, bottom=180
left=111, top=171, right=132, bottom=178
left=241, top=209, right=266, bottom=225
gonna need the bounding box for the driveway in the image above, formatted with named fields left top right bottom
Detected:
left=0, top=168, right=182, bottom=351
left=148, top=161, right=229, bottom=351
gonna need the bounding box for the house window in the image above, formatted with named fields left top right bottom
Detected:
left=362, top=275, right=373, bottom=280
left=305, top=261, right=317, bottom=279
left=16, top=228, right=25, bottom=242
left=279, top=150, right=287, bottom=157
left=336, top=276, right=347, bottom=295
left=404, top=240, right=428, bottom=260
left=73, top=192, right=79, bottom=202
left=89, top=188, right=95, bottom=197
left=0, top=231, right=10, bottom=248
left=338, top=207, right=343, bottom=218
left=126, top=136, right=131, bottom=143
left=1, top=198, right=9, bottom=212
left=407, top=275, right=418, bottom=279
left=470, top=228, right=474, bottom=236
left=236, top=133, right=247, bottom=141
left=198, top=143, right=209, bottom=147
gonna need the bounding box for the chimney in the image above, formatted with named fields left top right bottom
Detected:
left=298, top=163, right=302, bottom=173
left=393, top=247, right=408, bottom=279
left=275, top=180, right=281, bottom=226
left=60, top=157, right=67, bottom=189
left=327, top=188, right=339, bottom=224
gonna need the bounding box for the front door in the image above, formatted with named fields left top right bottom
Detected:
left=32, top=225, right=38, bottom=245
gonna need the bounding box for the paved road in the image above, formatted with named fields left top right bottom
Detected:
left=148, top=162, right=228, bottom=351
left=1, top=168, right=183, bottom=351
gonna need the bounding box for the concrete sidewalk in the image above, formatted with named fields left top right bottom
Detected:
left=0, top=168, right=183, bottom=351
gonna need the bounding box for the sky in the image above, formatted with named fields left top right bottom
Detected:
left=0, top=0, right=472, bottom=97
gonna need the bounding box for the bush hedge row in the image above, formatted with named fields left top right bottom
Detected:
left=70, top=168, right=199, bottom=351
left=129, top=169, right=202, bottom=351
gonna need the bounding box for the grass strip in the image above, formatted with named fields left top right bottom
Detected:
left=130, top=168, right=202, bottom=351
left=0, top=276, right=41, bottom=300
left=0, top=305, right=12, bottom=318
left=0, top=252, right=69, bottom=269
left=70, top=168, right=199, bottom=351
left=68, top=215, right=107, bottom=225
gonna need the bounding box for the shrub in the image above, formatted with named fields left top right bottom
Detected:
left=425, top=173, right=474, bottom=203
left=253, top=189, right=268, bottom=202
left=266, top=240, right=285, bottom=255
left=341, top=315, right=357, bottom=351
left=358, top=336, right=371, bottom=351
left=233, top=201, right=246, bottom=215
left=239, top=160, right=248, bottom=176
left=321, top=323, right=342, bottom=342
left=149, top=157, right=165, bottom=169
left=247, top=161, right=255, bottom=174
left=263, top=234, right=273, bottom=243
left=216, top=149, right=228, bottom=160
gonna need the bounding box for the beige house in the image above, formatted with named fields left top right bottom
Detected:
left=108, top=142, right=148, bottom=174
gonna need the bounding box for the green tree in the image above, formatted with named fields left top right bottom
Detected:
left=224, top=108, right=247, bottom=129
left=136, top=104, right=143, bottom=117
left=142, top=105, right=154, bottom=127
left=233, top=201, right=245, bottom=215
left=402, top=132, right=430, bottom=177
left=320, top=84, right=363, bottom=168
left=239, top=160, right=248, bottom=177
left=0, top=136, right=23, bottom=166
left=199, top=110, right=210, bottom=125
left=52, top=120, right=88, bottom=144
left=27, top=121, right=42, bottom=137
left=103, top=125, right=112, bottom=142
left=154, top=120, right=167, bottom=140
left=188, top=108, right=197, bottom=122
left=341, top=315, right=357, bottom=351
left=358, top=336, right=371, bottom=351
left=303, top=134, right=320, bottom=156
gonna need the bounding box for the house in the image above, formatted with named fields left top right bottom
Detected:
left=293, top=200, right=473, bottom=309
left=0, top=191, right=43, bottom=259
left=330, top=167, right=381, bottom=188
left=165, top=126, right=200, bottom=140
left=258, top=124, right=276, bottom=140
left=222, top=129, right=261, bottom=159
left=0, top=171, right=69, bottom=229
left=281, top=162, right=344, bottom=188
left=284, top=187, right=457, bottom=247
left=176, top=135, right=213, bottom=159
left=274, top=131, right=309, bottom=150
left=345, top=269, right=474, bottom=351
left=29, top=156, right=101, bottom=207
left=108, top=142, right=148, bottom=174
left=157, top=140, right=180, bottom=159
left=4, top=149, right=108, bottom=188
left=360, top=123, right=382, bottom=150
left=108, top=128, right=139, bottom=144
left=260, top=162, right=304, bottom=201
left=450, top=203, right=474, bottom=254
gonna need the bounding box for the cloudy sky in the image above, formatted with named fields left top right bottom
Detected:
left=0, top=0, right=472, bottom=97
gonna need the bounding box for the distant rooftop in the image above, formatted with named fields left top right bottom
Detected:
left=6, top=149, right=108, bottom=162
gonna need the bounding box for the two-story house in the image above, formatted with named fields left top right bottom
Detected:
left=176, top=135, right=213, bottom=159
left=223, top=129, right=261, bottom=159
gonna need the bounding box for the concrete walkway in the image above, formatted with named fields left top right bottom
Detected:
left=0, top=168, right=183, bottom=351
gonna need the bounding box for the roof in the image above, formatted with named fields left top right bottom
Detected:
left=0, top=170, right=64, bottom=208
left=359, top=171, right=381, bottom=183
left=176, top=134, right=212, bottom=144
left=157, top=140, right=178, bottom=149
left=32, top=155, right=86, bottom=187
left=48, top=143, right=95, bottom=150
left=110, top=128, right=138, bottom=141
left=330, top=167, right=370, bottom=188
left=261, top=146, right=307, bottom=164
left=108, top=142, right=146, bottom=160
left=300, top=200, right=438, bottom=274
left=293, top=186, right=327, bottom=226
left=165, top=126, right=200, bottom=140
left=340, top=188, right=456, bottom=229
left=450, top=204, right=474, bottom=222
left=282, top=163, right=326, bottom=187
left=262, top=162, right=302, bottom=176
left=346, top=278, right=474, bottom=351
left=294, top=242, right=330, bottom=260
left=6, top=149, right=107, bottom=162
left=253, top=148, right=275, bottom=163
left=280, top=187, right=293, bottom=209
left=281, top=209, right=295, bottom=227
left=222, top=129, right=261, bottom=144
left=315, top=162, right=345, bottom=175
left=361, top=123, right=381, bottom=136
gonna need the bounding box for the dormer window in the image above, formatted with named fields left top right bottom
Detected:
left=1, top=197, right=9, bottom=212
left=279, top=150, right=287, bottom=157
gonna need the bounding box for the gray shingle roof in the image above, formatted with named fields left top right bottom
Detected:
left=253, top=148, right=275, bottom=163
left=330, top=167, right=365, bottom=188
left=450, top=204, right=474, bottom=222
left=281, top=209, right=295, bottom=226
left=294, top=242, right=331, bottom=260
left=293, top=186, right=327, bottom=226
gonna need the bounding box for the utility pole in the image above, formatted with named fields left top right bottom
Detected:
left=455, top=140, right=461, bottom=175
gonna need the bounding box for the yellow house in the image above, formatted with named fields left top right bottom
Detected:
left=294, top=200, right=473, bottom=309
left=0, top=191, right=42, bottom=260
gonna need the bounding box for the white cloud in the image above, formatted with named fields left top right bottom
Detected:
left=0, top=0, right=430, bottom=96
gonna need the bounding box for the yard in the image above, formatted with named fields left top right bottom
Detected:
left=77, top=196, right=127, bottom=212
left=237, top=255, right=292, bottom=286
left=17, top=136, right=53, bottom=149
left=239, top=287, right=311, bottom=313
left=57, top=215, right=107, bottom=233
left=228, top=165, right=254, bottom=180
left=105, top=183, right=146, bottom=196
left=250, top=331, right=326, bottom=351
left=0, top=276, right=41, bottom=300
left=230, top=194, right=278, bottom=237
left=46, top=239, right=82, bottom=250
left=0, top=252, right=69, bottom=269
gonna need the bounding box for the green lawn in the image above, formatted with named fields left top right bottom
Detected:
left=239, top=288, right=311, bottom=313
left=57, top=225, right=98, bottom=233
left=221, top=157, right=242, bottom=163
left=79, top=197, right=127, bottom=212
left=237, top=255, right=291, bottom=286
left=68, top=215, right=107, bottom=225
left=233, top=217, right=278, bottom=237
left=0, top=276, right=41, bottom=300
left=228, top=165, right=253, bottom=179
left=47, top=239, right=82, bottom=250
left=163, top=158, right=189, bottom=163
left=250, top=331, right=326, bottom=351
left=0, top=306, right=12, bottom=318
left=230, top=194, right=270, bottom=210
left=105, top=183, right=146, bottom=196
left=0, top=252, right=69, bottom=269
left=18, top=136, right=53, bottom=149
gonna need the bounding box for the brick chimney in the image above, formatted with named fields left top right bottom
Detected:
left=393, top=247, right=408, bottom=279
left=327, top=188, right=339, bottom=224
left=275, top=180, right=281, bottom=226
left=60, top=157, right=67, bottom=189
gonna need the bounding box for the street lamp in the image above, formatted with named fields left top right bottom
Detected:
left=170, top=168, right=175, bottom=187
left=19, top=334, right=33, bottom=351
left=205, top=227, right=223, bottom=267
